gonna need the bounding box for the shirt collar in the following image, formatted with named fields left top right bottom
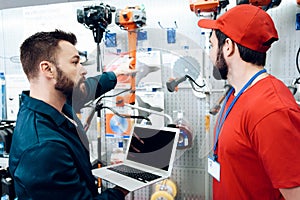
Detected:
left=21, top=91, right=73, bottom=127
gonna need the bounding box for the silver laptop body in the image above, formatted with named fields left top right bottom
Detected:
left=92, top=124, right=180, bottom=191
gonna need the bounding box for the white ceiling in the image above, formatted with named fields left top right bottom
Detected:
left=0, top=0, right=91, bottom=10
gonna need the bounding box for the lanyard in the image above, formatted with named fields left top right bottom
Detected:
left=213, top=68, right=267, bottom=161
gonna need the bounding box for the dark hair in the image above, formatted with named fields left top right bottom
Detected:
left=215, top=30, right=266, bottom=66
left=20, top=29, right=77, bottom=80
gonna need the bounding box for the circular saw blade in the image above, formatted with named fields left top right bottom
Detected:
left=173, top=56, right=200, bottom=80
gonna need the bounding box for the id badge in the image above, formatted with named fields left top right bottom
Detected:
left=208, top=157, right=220, bottom=182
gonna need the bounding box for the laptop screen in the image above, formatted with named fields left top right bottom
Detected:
left=127, top=126, right=177, bottom=171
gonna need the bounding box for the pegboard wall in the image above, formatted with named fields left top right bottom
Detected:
left=267, top=1, right=300, bottom=79
left=0, top=0, right=299, bottom=200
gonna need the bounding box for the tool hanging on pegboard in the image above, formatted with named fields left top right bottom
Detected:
left=158, top=21, right=178, bottom=44
left=190, top=0, right=229, bottom=18
left=115, top=5, right=146, bottom=105
left=77, top=3, right=116, bottom=72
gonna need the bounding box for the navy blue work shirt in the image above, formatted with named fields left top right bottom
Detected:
left=9, top=72, right=125, bottom=200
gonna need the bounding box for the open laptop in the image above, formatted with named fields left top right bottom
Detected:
left=92, top=124, right=180, bottom=191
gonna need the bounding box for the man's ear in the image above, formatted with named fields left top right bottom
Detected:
left=223, top=38, right=235, bottom=57
left=40, top=61, right=55, bottom=79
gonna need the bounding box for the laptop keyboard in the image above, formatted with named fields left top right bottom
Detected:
left=108, top=165, right=161, bottom=183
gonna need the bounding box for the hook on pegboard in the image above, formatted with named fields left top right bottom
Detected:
left=158, top=21, right=178, bottom=44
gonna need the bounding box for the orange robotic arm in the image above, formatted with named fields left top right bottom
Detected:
left=115, top=6, right=146, bottom=105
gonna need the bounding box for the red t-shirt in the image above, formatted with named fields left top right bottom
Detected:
left=213, top=75, right=300, bottom=200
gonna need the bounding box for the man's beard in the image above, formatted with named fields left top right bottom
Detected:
left=54, top=66, right=83, bottom=98
left=213, top=48, right=228, bottom=80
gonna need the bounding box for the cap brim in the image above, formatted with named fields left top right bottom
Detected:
left=198, top=19, right=218, bottom=29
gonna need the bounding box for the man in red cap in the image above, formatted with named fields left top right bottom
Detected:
left=198, top=4, right=300, bottom=200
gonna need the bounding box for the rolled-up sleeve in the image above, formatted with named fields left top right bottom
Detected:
left=87, top=72, right=117, bottom=100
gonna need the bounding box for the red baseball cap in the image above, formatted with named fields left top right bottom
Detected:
left=198, top=4, right=278, bottom=53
